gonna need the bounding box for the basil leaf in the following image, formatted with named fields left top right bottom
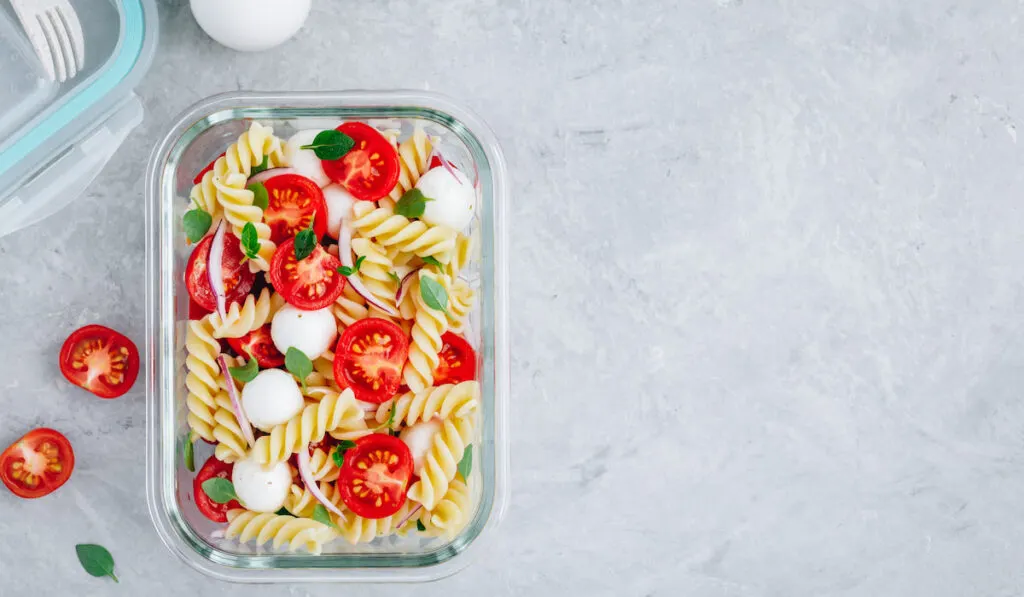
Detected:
left=421, top=255, right=442, bottom=268
left=337, top=255, right=366, bottom=278
left=419, top=275, right=449, bottom=312
left=201, top=477, right=238, bottom=504
left=388, top=271, right=401, bottom=283
left=275, top=507, right=290, bottom=516
left=248, top=181, right=269, bottom=211
left=183, top=432, right=195, bottom=472
left=294, top=227, right=317, bottom=261
left=250, top=155, right=270, bottom=176
left=457, top=444, right=472, bottom=479
left=386, top=402, right=397, bottom=429
left=75, top=544, right=118, bottom=583
left=331, top=440, right=356, bottom=469
left=229, top=357, right=259, bottom=383
left=312, top=504, right=338, bottom=529
left=416, top=519, right=427, bottom=532
left=300, top=130, right=355, bottom=160
left=183, top=208, right=212, bottom=244
left=394, top=189, right=433, bottom=218
left=285, top=347, right=313, bottom=392
left=240, top=222, right=261, bottom=260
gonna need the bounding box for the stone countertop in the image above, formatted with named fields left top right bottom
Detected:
left=4, top=0, right=1024, bottom=595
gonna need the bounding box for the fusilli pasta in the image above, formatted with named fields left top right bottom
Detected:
left=388, top=126, right=433, bottom=201
left=402, top=270, right=452, bottom=391
left=251, top=388, right=364, bottom=465
left=407, top=416, right=474, bottom=510
left=185, top=316, right=224, bottom=443
left=225, top=509, right=335, bottom=554
left=283, top=480, right=342, bottom=518
left=212, top=390, right=249, bottom=463
left=351, top=237, right=398, bottom=312
left=446, top=278, right=475, bottom=333
left=375, top=381, right=480, bottom=430
left=209, top=288, right=285, bottom=339
left=334, top=500, right=416, bottom=544
left=418, top=475, right=472, bottom=538
left=350, top=202, right=457, bottom=263
left=333, top=284, right=370, bottom=329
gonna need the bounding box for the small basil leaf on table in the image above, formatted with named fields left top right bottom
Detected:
left=75, top=544, right=118, bottom=583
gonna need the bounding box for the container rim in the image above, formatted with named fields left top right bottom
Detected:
left=144, top=90, right=510, bottom=583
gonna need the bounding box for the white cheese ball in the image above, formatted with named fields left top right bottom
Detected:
left=231, top=454, right=292, bottom=512
left=284, top=130, right=332, bottom=187
left=270, top=304, right=337, bottom=361
left=415, top=167, right=475, bottom=231
left=190, top=0, right=311, bottom=53
left=400, top=418, right=443, bottom=472
left=322, top=184, right=355, bottom=239
left=241, top=368, right=304, bottom=432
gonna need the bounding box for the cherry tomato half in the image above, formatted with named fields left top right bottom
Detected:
left=58, top=325, right=140, bottom=399
left=333, top=318, right=409, bottom=404
left=337, top=433, right=413, bottom=519
left=433, top=333, right=477, bottom=386
left=192, top=152, right=225, bottom=185
left=185, top=232, right=255, bottom=313
left=262, top=173, right=328, bottom=245
left=194, top=456, right=240, bottom=522
left=227, top=324, right=285, bottom=368
left=0, top=429, right=74, bottom=499
left=269, top=237, right=346, bottom=310
left=322, top=122, right=400, bottom=201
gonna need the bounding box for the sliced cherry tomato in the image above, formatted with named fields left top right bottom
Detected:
left=322, top=122, right=400, bottom=201
left=333, top=318, right=409, bottom=404
left=188, top=298, right=211, bottom=320
left=433, top=333, right=477, bottom=386
left=192, top=152, right=225, bottom=184
left=0, top=429, right=74, bottom=499
left=194, top=456, right=240, bottom=522
left=58, top=325, right=140, bottom=399
left=185, top=232, right=255, bottom=312
left=262, top=173, right=328, bottom=245
left=337, top=433, right=413, bottom=519
left=269, top=237, right=346, bottom=310
left=227, top=324, right=285, bottom=368
left=428, top=155, right=443, bottom=170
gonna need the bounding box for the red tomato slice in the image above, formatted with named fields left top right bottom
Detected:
left=322, top=122, right=400, bottom=201
left=269, top=237, right=346, bottom=310
left=337, top=433, right=413, bottom=519
left=262, top=173, right=328, bottom=245
left=428, top=155, right=443, bottom=170
left=58, top=325, right=140, bottom=399
left=192, top=152, right=225, bottom=184
left=0, top=429, right=74, bottom=499
left=188, top=298, right=211, bottom=320
left=227, top=324, right=285, bottom=368
left=333, top=318, right=409, bottom=404
left=194, top=456, right=240, bottom=522
left=185, top=232, right=255, bottom=312
left=433, top=333, right=477, bottom=386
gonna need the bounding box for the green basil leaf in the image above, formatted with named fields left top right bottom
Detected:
left=275, top=507, right=290, bottom=516
left=457, top=444, right=473, bottom=479
left=75, top=544, right=118, bottom=583
left=394, top=189, right=433, bottom=218
left=229, top=357, right=259, bottom=383
left=354, top=255, right=366, bottom=271
left=183, top=432, right=195, bottom=473
left=248, top=181, right=269, bottom=211
left=285, top=347, right=313, bottom=392
left=419, top=275, right=449, bottom=312
left=300, top=130, right=355, bottom=160
left=388, top=271, right=401, bottom=283
left=416, top=519, right=427, bottom=532
left=240, top=222, right=261, bottom=260
left=337, top=266, right=354, bottom=277
left=421, top=255, right=443, bottom=268
left=250, top=155, right=270, bottom=176
left=294, top=227, right=317, bottom=261
left=386, top=402, right=397, bottom=429
left=183, top=208, right=212, bottom=244
left=201, top=477, right=238, bottom=504
left=312, top=504, right=338, bottom=529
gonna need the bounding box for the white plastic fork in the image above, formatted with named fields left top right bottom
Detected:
left=10, top=0, right=85, bottom=83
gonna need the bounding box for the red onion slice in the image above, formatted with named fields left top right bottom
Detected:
left=395, top=270, right=416, bottom=305
left=297, top=447, right=346, bottom=518
left=216, top=354, right=255, bottom=447
left=208, top=220, right=228, bottom=320
left=396, top=503, right=423, bottom=529
left=339, top=219, right=399, bottom=316
left=246, top=167, right=295, bottom=186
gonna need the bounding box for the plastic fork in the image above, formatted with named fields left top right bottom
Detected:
left=10, top=0, right=85, bottom=83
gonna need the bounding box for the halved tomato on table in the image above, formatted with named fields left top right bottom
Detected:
left=194, top=456, right=240, bottom=522
left=185, top=232, right=255, bottom=312
left=337, top=433, right=413, bottom=519
left=322, top=122, right=400, bottom=201
left=433, top=332, right=477, bottom=386
left=59, top=325, right=140, bottom=399
left=227, top=324, right=285, bottom=368
left=269, top=237, right=345, bottom=310
left=333, top=318, right=408, bottom=404
left=262, top=173, right=328, bottom=244
left=0, top=428, right=74, bottom=499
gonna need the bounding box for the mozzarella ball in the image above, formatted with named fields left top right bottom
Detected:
left=231, top=454, right=292, bottom=512
left=416, top=167, right=475, bottom=231
left=271, top=304, right=337, bottom=360
left=190, top=0, right=310, bottom=53
left=241, top=368, right=304, bottom=432
left=284, top=130, right=332, bottom=187
left=322, top=184, right=355, bottom=239
left=400, top=418, right=443, bottom=472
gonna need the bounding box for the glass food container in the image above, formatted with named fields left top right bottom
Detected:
left=0, top=0, right=157, bottom=238
left=144, top=91, right=510, bottom=583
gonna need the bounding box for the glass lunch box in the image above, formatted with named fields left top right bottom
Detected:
left=0, top=0, right=157, bottom=238
left=143, top=91, right=510, bottom=582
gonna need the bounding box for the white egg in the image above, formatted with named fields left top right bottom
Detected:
left=190, top=0, right=311, bottom=52
left=400, top=418, right=443, bottom=472
left=285, top=130, right=332, bottom=188
left=416, top=167, right=475, bottom=231
left=241, top=368, right=304, bottom=432
left=322, top=184, right=355, bottom=239
left=231, top=454, right=292, bottom=513
left=271, top=304, right=337, bottom=360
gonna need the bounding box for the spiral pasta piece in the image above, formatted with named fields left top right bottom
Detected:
left=418, top=475, right=472, bottom=539
left=388, top=126, right=433, bottom=201
left=251, top=388, right=365, bottom=466
left=333, top=284, right=370, bottom=329
left=185, top=316, right=224, bottom=443
left=376, top=381, right=480, bottom=430
left=209, top=289, right=285, bottom=339
left=283, top=479, right=342, bottom=518
left=188, top=122, right=285, bottom=221
left=225, top=509, right=335, bottom=554
left=334, top=500, right=416, bottom=545
left=444, top=233, right=474, bottom=280
left=446, top=278, right=475, bottom=333
left=402, top=270, right=452, bottom=391
left=407, top=416, right=474, bottom=510
left=350, top=202, right=457, bottom=262
left=351, top=237, right=398, bottom=311
left=211, top=390, right=249, bottom=463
